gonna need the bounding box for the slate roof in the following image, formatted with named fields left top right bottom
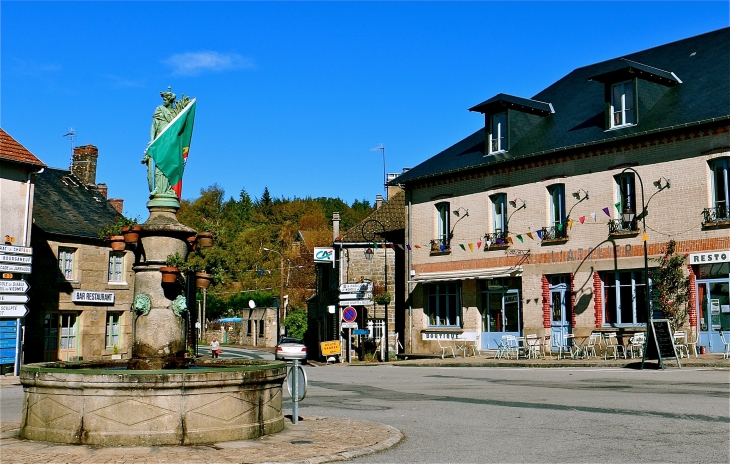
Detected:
left=338, top=190, right=405, bottom=243
left=33, top=168, right=121, bottom=240
left=394, top=28, right=730, bottom=185
left=0, top=128, right=46, bottom=167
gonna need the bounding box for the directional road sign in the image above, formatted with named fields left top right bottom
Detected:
left=0, top=304, right=28, bottom=317
left=339, top=299, right=373, bottom=306
left=339, top=282, right=373, bottom=293
left=0, top=280, right=29, bottom=293
left=0, top=245, right=32, bottom=255
left=0, top=295, right=28, bottom=303
left=0, top=254, right=33, bottom=264
left=0, top=264, right=31, bottom=274
left=341, top=322, right=358, bottom=329
left=338, top=292, right=373, bottom=300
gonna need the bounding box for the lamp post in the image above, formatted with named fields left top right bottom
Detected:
left=361, top=219, right=389, bottom=362
left=263, top=247, right=285, bottom=341
left=619, top=168, right=652, bottom=368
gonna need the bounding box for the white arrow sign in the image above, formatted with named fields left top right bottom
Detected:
left=0, top=304, right=28, bottom=317
left=0, top=245, right=32, bottom=255
left=0, top=280, right=30, bottom=293
left=339, top=283, right=373, bottom=293
left=0, top=264, right=31, bottom=274
left=0, top=295, right=29, bottom=303
left=339, top=292, right=373, bottom=300
left=0, top=254, right=33, bottom=264
left=339, top=299, right=373, bottom=306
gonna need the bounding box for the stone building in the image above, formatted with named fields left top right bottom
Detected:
left=24, top=145, right=134, bottom=362
left=0, top=129, right=45, bottom=373
left=308, top=191, right=405, bottom=361
left=392, top=28, right=730, bottom=355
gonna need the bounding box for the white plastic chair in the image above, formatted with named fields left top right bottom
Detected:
left=673, top=330, right=689, bottom=359
left=627, top=332, right=645, bottom=359
left=436, top=338, right=455, bottom=359
left=583, top=333, right=601, bottom=359
left=604, top=332, right=626, bottom=359
left=503, top=335, right=520, bottom=359
left=525, top=334, right=542, bottom=359
left=685, top=331, right=699, bottom=358
left=555, top=333, right=576, bottom=359
left=720, top=331, right=730, bottom=360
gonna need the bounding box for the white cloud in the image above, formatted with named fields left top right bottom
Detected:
left=162, top=51, right=255, bottom=76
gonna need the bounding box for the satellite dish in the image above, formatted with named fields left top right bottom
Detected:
left=248, top=299, right=256, bottom=309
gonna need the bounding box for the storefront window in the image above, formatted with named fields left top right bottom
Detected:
left=105, top=312, right=122, bottom=348
left=480, top=279, right=521, bottom=334
left=602, top=270, right=649, bottom=326
left=427, top=282, right=461, bottom=327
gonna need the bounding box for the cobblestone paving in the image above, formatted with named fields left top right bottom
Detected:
left=0, top=417, right=402, bottom=464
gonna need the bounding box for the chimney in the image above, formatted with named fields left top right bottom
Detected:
left=71, top=144, right=99, bottom=186
left=108, top=198, right=124, bottom=214
left=375, top=194, right=383, bottom=209
left=332, top=212, right=340, bottom=241
left=96, top=183, right=108, bottom=199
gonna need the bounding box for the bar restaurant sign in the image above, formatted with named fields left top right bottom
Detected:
left=688, top=250, right=729, bottom=264
left=72, top=291, right=115, bottom=304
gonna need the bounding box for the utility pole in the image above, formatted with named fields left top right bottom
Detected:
left=371, top=144, right=387, bottom=200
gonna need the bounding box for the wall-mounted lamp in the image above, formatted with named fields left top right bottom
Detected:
left=364, top=248, right=374, bottom=261
left=508, top=198, right=526, bottom=209
left=453, top=207, right=469, bottom=218
left=571, top=189, right=589, bottom=201
left=653, top=177, right=670, bottom=190
left=450, top=207, right=470, bottom=236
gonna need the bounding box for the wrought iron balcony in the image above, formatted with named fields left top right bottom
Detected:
left=483, top=231, right=509, bottom=247
left=702, top=205, right=730, bottom=226
left=608, top=218, right=639, bottom=235
left=430, top=238, right=451, bottom=253
left=540, top=223, right=568, bottom=242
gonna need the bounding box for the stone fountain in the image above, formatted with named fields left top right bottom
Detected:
left=19, top=89, right=286, bottom=446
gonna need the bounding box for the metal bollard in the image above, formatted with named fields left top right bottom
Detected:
left=291, top=359, right=299, bottom=424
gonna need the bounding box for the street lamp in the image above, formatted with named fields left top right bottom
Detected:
left=361, top=219, right=389, bottom=362
left=263, top=247, right=285, bottom=341
left=619, top=168, right=652, bottom=368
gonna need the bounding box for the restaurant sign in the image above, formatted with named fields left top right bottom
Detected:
left=72, top=291, right=115, bottom=304
left=688, top=250, right=729, bottom=264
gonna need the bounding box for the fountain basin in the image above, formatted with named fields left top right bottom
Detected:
left=19, top=359, right=287, bottom=446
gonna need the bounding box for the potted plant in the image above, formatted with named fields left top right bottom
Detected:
left=111, top=344, right=122, bottom=360
left=120, top=216, right=142, bottom=244
left=372, top=282, right=391, bottom=305
left=197, top=217, right=219, bottom=247
left=195, top=266, right=224, bottom=289
left=186, top=235, right=197, bottom=250
left=161, top=252, right=185, bottom=284
left=98, top=221, right=125, bottom=251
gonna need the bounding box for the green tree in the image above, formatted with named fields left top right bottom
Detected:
left=651, top=240, right=690, bottom=332
left=282, top=309, right=307, bottom=339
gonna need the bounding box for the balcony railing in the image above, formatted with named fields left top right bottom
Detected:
left=702, top=205, right=730, bottom=226
left=540, top=224, right=568, bottom=242
left=607, top=218, right=639, bottom=235
left=430, top=238, right=451, bottom=253
left=483, top=231, right=509, bottom=247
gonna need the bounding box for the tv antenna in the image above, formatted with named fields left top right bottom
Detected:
left=370, top=144, right=386, bottom=200
left=62, top=128, right=76, bottom=168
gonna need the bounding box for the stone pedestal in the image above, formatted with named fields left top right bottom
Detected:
left=132, top=206, right=196, bottom=368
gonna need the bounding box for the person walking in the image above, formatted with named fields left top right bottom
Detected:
left=210, top=337, right=220, bottom=358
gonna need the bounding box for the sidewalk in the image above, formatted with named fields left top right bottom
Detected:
left=0, top=416, right=402, bottom=464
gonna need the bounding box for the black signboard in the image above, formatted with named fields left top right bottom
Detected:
left=642, top=319, right=680, bottom=369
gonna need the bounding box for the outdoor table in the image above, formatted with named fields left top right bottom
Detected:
left=572, top=336, right=590, bottom=358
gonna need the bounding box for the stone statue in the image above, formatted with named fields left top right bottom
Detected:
left=142, top=87, right=191, bottom=197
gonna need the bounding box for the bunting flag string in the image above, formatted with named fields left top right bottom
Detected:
left=579, top=216, right=585, bottom=224
left=602, top=207, right=611, bottom=217
left=590, top=212, right=597, bottom=221
left=468, top=243, right=474, bottom=252
left=614, top=202, right=621, bottom=212
left=459, top=244, right=466, bottom=251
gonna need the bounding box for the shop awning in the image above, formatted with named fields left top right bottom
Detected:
left=410, top=266, right=522, bottom=283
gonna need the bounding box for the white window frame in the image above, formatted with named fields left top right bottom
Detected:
left=58, top=247, right=76, bottom=280
left=105, top=311, right=122, bottom=348
left=427, top=282, right=462, bottom=327
left=547, top=184, right=566, bottom=228
left=610, top=80, right=635, bottom=129
left=491, top=193, right=507, bottom=234
left=435, top=202, right=450, bottom=243
left=489, top=112, right=507, bottom=153
left=602, top=270, right=650, bottom=326
left=108, top=251, right=125, bottom=283
left=711, top=158, right=729, bottom=213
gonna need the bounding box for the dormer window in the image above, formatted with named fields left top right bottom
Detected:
left=611, top=80, right=635, bottom=128
left=489, top=112, right=507, bottom=153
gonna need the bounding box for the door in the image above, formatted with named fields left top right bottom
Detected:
left=480, top=290, right=521, bottom=349
left=58, top=313, right=78, bottom=361
left=550, top=277, right=571, bottom=348
left=43, top=312, right=59, bottom=361
left=697, top=280, right=730, bottom=352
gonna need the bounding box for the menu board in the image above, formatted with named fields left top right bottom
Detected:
left=644, top=319, right=679, bottom=367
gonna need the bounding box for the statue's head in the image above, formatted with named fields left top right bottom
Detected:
left=160, top=87, right=176, bottom=104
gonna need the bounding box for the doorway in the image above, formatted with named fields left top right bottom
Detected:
left=44, top=312, right=78, bottom=361
left=480, top=278, right=521, bottom=349
left=696, top=264, right=730, bottom=352
left=549, top=276, right=572, bottom=347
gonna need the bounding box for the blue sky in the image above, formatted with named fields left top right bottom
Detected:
left=2, top=2, right=727, bottom=221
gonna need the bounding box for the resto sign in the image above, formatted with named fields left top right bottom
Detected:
left=72, top=291, right=115, bottom=304
left=689, top=250, right=729, bottom=264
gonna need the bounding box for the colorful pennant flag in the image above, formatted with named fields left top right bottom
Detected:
left=517, top=235, right=524, bottom=243
left=477, top=241, right=482, bottom=249
left=590, top=212, right=597, bottom=221
left=406, top=244, right=412, bottom=251
left=557, top=223, right=563, bottom=231
left=496, top=238, right=504, bottom=246
left=614, top=202, right=621, bottom=212
left=579, top=216, right=585, bottom=224
left=506, top=237, right=513, bottom=244
left=459, top=244, right=466, bottom=251
left=390, top=243, right=396, bottom=249
left=414, top=244, right=421, bottom=249
left=373, top=242, right=379, bottom=249
left=602, top=207, right=611, bottom=217
left=527, top=232, right=534, bottom=240
left=468, top=243, right=474, bottom=252
left=643, top=231, right=648, bottom=242
left=439, top=245, right=446, bottom=252
left=485, top=240, right=492, bottom=248
left=568, top=219, right=574, bottom=229
left=536, top=230, right=544, bottom=240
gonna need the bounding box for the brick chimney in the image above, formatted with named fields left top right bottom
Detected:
left=108, top=198, right=124, bottom=214
left=96, top=183, right=108, bottom=199
left=375, top=194, right=383, bottom=209
left=332, top=212, right=340, bottom=241
left=71, top=144, right=99, bottom=186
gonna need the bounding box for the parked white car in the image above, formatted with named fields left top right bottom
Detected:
left=275, top=337, right=307, bottom=361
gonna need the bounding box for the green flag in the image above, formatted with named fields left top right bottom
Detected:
left=146, top=99, right=196, bottom=198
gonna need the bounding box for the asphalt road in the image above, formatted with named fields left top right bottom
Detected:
left=293, top=365, right=730, bottom=463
